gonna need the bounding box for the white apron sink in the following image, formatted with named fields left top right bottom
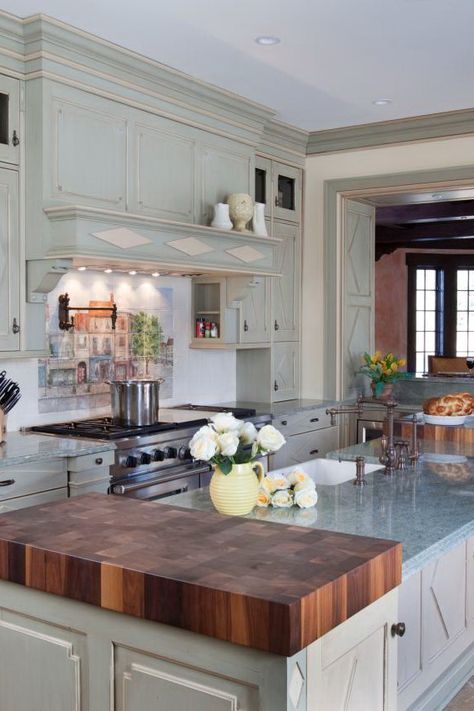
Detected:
left=269, top=457, right=383, bottom=485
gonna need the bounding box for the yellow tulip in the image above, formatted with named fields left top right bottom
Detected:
left=399, top=359, right=406, bottom=367
left=373, top=351, right=382, bottom=363
left=391, top=363, right=398, bottom=372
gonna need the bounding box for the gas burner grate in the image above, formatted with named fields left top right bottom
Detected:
left=31, top=417, right=183, bottom=440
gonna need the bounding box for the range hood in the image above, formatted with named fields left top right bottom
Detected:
left=27, top=205, right=282, bottom=297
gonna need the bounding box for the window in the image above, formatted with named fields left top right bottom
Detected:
left=407, top=254, right=474, bottom=372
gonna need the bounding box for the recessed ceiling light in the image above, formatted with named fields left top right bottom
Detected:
left=152, top=272, right=160, bottom=277
left=77, top=266, right=86, bottom=271
left=372, top=99, right=392, bottom=106
left=128, top=270, right=137, bottom=276
left=104, top=268, right=112, bottom=274
left=255, top=36, right=281, bottom=46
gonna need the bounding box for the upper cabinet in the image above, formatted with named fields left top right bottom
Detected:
left=0, top=75, right=20, bottom=166
left=254, top=157, right=302, bottom=225
left=199, top=142, right=253, bottom=225
left=0, top=167, right=19, bottom=351
left=52, top=97, right=127, bottom=209
left=272, top=221, right=300, bottom=341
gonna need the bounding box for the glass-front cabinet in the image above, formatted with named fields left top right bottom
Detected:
left=0, top=74, right=19, bottom=165
left=254, top=157, right=301, bottom=224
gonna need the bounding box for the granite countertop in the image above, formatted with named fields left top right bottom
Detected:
left=167, top=438, right=474, bottom=580
left=215, top=399, right=344, bottom=417
left=0, top=431, right=115, bottom=468
left=0, top=493, right=401, bottom=656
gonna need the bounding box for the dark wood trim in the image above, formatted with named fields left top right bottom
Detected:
left=406, top=254, right=474, bottom=268
left=377, top=220, right=474, bottom=243
left=407, top=264, right=417, bottom=371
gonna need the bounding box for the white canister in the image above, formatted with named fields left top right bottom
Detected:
left=210, top=203, right=233, bottom=230
left=252, top=203, right=268, bottom=236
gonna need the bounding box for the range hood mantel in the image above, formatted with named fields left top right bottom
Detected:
left=42, top=205, right=282, bottom=278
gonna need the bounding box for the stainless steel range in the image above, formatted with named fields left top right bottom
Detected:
left=31, top=406, right=271, bottom=501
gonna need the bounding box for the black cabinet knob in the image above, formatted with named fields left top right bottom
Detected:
left=153, top=449, right=165, bottom=462
left=125, top=455, right=138, bottom=468
left=95, top=457, right=103, bottom=465
left=140, top=452, right=152, bottom=465
left=391, top=622, right=406, bottom=638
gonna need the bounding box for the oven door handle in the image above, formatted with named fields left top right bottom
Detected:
left=112, top=469, right=209, bottom=495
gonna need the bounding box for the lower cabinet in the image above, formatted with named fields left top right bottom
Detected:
left=270, top=406, right=339, bottom=469
left=398, top=538, right=474, bottom=710
left=272, top=341, right=299, bottom=402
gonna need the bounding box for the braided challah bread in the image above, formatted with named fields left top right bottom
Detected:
left=423, top=392, right=474, bottom=416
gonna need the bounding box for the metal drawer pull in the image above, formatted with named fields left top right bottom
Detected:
left=0, top=479, right=15, bottom=487
left=95, top=457, right=103, bottom=465
left=310, top=417, right=319, bottom=423
left=391, top=622, right=406, bottom=638
left=309, top=449, right=319, bottom=455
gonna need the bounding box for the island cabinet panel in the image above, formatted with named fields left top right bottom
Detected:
left=466, top=537, right=474, bottom=623
left=199, top=142, right=253, bottom=225
left=421, top=542, right=467, bottom=663
left=307, top=589, right=398, bottom=711
left=397, top=572, right=422, bottom=692
left=51, top=97, right=128, bottom=208
left=0, top=166, right=19, bottom=351
left=272, top=220, right=300, bottom=342
left=0, top=611, right=87, bottom=711
left=114, top=645, right=259, bottom=711
left=131, top=121, right=196, bottom=222
left=0, top=458, right=66, bottom=502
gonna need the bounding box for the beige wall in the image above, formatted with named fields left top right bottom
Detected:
left=375, top=249, right=408, bottom=358
left=302, top=134, right=474, bottom=398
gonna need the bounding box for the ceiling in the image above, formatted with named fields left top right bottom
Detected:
left=3, top=0, right=474, bottom=131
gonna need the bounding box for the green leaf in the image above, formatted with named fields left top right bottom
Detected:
left=219, top=459, right=233, bottom=475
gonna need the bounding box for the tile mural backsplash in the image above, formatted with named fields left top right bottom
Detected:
left=39, top=273, right=174, bottom=413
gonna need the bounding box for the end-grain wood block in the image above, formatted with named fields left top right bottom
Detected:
left=0, top=493, right=401, bottom=656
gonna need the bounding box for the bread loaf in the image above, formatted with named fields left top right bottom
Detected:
left=423, top=392, right=474, bottom=416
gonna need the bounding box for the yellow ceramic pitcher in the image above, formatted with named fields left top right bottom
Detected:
left=209, top=461, right=264, bottom=516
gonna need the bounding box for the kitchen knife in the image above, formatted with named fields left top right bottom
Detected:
left=3, top=392, right=21, bottom=414
left=0, top=384, right=19, bottom=409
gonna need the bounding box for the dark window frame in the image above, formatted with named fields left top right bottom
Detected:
left=406, top=253, right=474, bottom=371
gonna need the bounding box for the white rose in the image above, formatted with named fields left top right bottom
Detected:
left=256, top=425, right=286, bottom=453
left=217, top=431, right=240, bottom=457
left=256, top=489, right=271, bottom=507
left=211, top=412, right=242, bottom=433
left=190, top=434, right=217, bottom=461
left=293, top=478, right=316, bottom=493
left=190, top=425, right=218, bottom=446
left=271, top=489, right=293, bottom=508
left=287, top=468, right=311, bottom=487
left=294, top=487, right=318, bottom=509
left=269, top=475, right=290, bottom=490
left=240, top=421, right=258, bottom=445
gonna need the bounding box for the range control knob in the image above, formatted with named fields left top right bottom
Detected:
left=140, top=452, right=152, bottom=465
left=125, top=455, right=138, bottom=468
left=163, top=446, right=177, bottom=459
left=179, top=447, right=192, bottom=460
left=153, top=449, right=165, bottom=462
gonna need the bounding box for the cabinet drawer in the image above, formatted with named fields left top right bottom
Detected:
left=274, top=408, right=333, bottom=436
left=68, top=465, right=111, bottom=485
left=0, top=487, right=68, bottom=513
left=270, top=427, right=339, bottom=470
left=0, top=459, right=67, bottom=501
left=69, top=479, right=109, bottom=496
left=67, top=450, right=115, bottom=472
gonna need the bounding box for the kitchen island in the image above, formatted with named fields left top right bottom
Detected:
left=0, top=492, right=401, bottom=710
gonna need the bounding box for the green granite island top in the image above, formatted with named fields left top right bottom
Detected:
left=0, top=431, right=116, bottom=468
left=165, top=438, right=474, bottom=580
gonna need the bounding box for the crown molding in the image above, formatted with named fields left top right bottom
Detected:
left=258, top=120, right=308, bottom=167
left=307, top=108, right=474, bottom=155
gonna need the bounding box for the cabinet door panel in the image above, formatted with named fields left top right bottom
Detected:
left=0, top=74, right=19, bottom=165
left=52, top=99, right=127, bottom=208
left=272, top=221, right=300, bottom=341
left=272, top=341, right=299, bottom=402
left=0, top=167, right=19, bottom=351
left=422, top=542, right=467, bottom=664
left=397, top=572, right=422, bottom=691
left=200, top=144, right=252, bottom=225
left=114, top=644, right=258, bottom=711
left=239, top=278, right=271, bottom=344
left=134, top=123, right=195, bottom=221
left=272, top=162, right=301, bottom=223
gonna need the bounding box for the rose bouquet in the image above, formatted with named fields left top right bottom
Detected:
left=256, top=468, right=318, bottom=509
left=189, top=412, right=286, bottom=474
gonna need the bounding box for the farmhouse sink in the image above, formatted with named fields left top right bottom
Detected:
left=269, top=458, right=383, bottom=486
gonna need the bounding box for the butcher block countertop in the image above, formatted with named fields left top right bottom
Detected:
left=0, top=493, right=401, bottom=656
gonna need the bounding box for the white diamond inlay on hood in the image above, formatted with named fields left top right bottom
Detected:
left=92, top=227, right=152, bottom=249
left=226, top=245, right=265, bottom=263
left=167, top=237, right=214, bottom=256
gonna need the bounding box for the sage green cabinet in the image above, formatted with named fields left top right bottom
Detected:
left=131, top=121, right=196, bottom=222
left=255, top=156, right=272, bottom=219
left=0, top=74, right=20, bottom=166
left=0, top=167, right=19, bottom=351
left=272, top=220, right=300, bottom=341
left=272, top=341, right=300, bottom=401
left=199, top=142, right=253, bottom=225
left=272, top=161, right=301, bottom=223
left=51, top=96, right=127, bottom=208
left=237, top=278, right=271, bottom=345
